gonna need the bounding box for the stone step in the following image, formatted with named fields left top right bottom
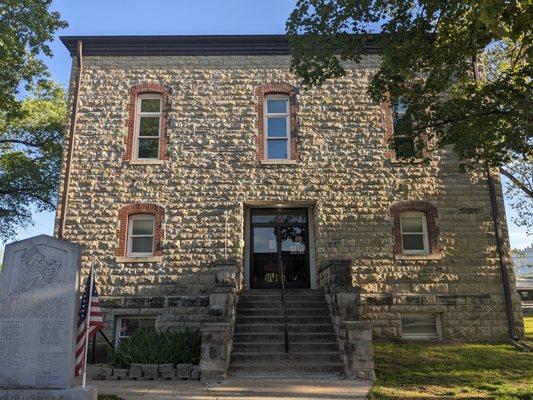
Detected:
left=234, top=323, right=336, bottom=334
left=233, top=332, right=338, bottom=343
left=231, top=351, right=342, bottom=364
left=239, top=293, right=326, bottom=302
left=235, top=315, right=332, bottom=324
left=236, top=307, right=331, bottom=316
left=228, top=362, right=344, bottom=376
left=232, top=341, right=340, bottom=353
left=237, top=300, right=328, bottom=309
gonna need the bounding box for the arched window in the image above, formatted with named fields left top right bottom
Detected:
left=134, top=94, right=162, bottom=160
left=128, top=214, right=156, bottom=256
left=116, top=204, right=165, bottom=258
left=390, top=201, right=439, bottom=255
left=124, top=83, right=170, bottom=162
left=256, top=83, right=298, bottom=161
left=399, top=211, right=429, bottom=254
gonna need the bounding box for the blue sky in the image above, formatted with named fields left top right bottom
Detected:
left=3, top=0, right=531, bottom=255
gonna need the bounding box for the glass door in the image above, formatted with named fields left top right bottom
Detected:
left=250, top=208, right=309, bottom=289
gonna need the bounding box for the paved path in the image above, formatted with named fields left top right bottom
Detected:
left=87, top=376, right=371, bottom=400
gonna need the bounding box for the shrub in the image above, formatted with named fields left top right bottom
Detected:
left=111, top=327, right=201, bottom=368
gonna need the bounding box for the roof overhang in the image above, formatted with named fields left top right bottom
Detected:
left=59, top=34, right=381, bottom=57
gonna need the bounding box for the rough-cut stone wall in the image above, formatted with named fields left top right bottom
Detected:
left=55, top=54, right=523, bottom=343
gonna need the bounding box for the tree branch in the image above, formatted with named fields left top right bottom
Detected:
left=500, top=166, right=533, bottom=199
left=0, top=138, right=49, bottom=148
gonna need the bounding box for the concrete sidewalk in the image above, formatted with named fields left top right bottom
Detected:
left=86, top=376, right=371, bottom=400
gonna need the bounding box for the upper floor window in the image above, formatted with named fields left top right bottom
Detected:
left=135, top=94, right=162, bottom=160
left=264, top=96, right=290, bottom=160
left=128, top=214, right=155, bottom=256
left=392, top=99, right=417, bottom=159
left=400, top=211, right=429, bottom=254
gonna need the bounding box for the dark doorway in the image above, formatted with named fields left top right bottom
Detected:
left=250, top=208, right=310, bottom=289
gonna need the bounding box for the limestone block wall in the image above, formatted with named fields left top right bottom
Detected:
left=56, top=54, right=523, bottom=342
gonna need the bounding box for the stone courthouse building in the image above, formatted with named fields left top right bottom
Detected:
left=56, top=35, right=523, bottom=377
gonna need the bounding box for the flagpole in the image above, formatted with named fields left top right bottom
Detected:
left=82, top=259, right=95, bottom=388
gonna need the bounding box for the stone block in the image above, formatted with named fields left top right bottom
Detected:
left=190, top=366, right=201, bottom=380
left=96, top=367, right=112, bottom=380
left=159, top=363, right=175, bottom=380
left=129, top=363, right=143, bottom=379
left=112, top=369, right=128, bottom=380
left=143, top=364, right=159, bottom=380
left=176, top=363, right=193, bottom=379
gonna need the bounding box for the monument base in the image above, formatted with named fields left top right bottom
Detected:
left=0, top=386, right=97, bottom=400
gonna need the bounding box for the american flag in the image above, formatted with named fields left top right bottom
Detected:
left=75, top=271, right=104, bottom=377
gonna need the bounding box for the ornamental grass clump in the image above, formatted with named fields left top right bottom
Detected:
left=112, top=327, right=201, bottom=368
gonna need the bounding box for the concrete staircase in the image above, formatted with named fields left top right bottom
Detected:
left=229, top=289, right=344, bottom=377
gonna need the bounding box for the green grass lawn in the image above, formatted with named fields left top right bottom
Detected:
left=369, top=341, right=533, bottom=400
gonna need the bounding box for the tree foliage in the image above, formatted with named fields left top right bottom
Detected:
left=286, top=1, right=532, bottom=174
left=0, top=0, right=67, bottom=118
left=0, top=83, right=66, bottom=242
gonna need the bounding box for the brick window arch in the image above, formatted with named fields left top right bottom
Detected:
left=390, top=201, right=439, bottom=254
left=116, top=204, right=165, bottom=257
left=256, top=82, right=299, bottom=161
left=124, top=83, right=170, bottom=162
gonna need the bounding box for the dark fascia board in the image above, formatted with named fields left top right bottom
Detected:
left=60, top=34, right=382, bottom=57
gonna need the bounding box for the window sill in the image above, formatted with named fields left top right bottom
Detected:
left=394, top=253, right=443, bottom=261
left=128, top=160, right=165, bottom=165
left=115, top=256, right=163, bottom=263
left=260, top=159, right=298, bottom=165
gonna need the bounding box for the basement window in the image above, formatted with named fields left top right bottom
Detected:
left=115, top=316, right=156, bottom=346
left=401, top=314, right=441, bottom=339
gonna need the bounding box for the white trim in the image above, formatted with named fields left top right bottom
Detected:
left=115, top=316, right=157, bottom=347
left=134, top=93, right=162, bottom=160
left=264, top=95, right=290, bottom=160
left=400, top=211, right=429, bottom=254
left=127, top=214, right=155, bottom=257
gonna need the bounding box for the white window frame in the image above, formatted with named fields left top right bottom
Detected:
left=400, top=211, right=430, bottom=255
left=134, top=94, right=162, bottom=160
left=264, top=95, right=290, bottom=160
left=115, top=316, right=157, bottom=346
left=127, top=214, right=155, bottom=257
left=401, top=314, right=442, bottom=340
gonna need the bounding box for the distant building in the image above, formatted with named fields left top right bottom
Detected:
left=517, top=279, right=533, bottom=315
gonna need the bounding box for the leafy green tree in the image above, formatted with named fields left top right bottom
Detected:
left=0, top=83, right=66, bottom=242
left=287, top=1, right=532, bottom=198
left=0, top=1, right=67, bottom=242
left=0, top=0, right=67, bottom=118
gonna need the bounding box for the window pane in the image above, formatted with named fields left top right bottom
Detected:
left=267, top=99, right=287, bottom=114
left=132, top=218, right=154, bottom=235
left=140, top=98, right=161, bottom=113
left=402, top=234, right=425, bottom=251
left=131, top=237, right=153, bottom=253
left=267, top=117, right=287, bottom=137
left=139, top=319, right=156, bottom=329
left=401, top=216, right=424, bottom=233
left=267, top=139, right=288, bottom=159
left=138, top=138, right=159, bottom=159
left=121, top=318, right=140, bottom=337
left=394, top=135, right=416, bottom=158
left=401, top=315, right=437, bottom=336
left=139, top=117, right=160, bottom=136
